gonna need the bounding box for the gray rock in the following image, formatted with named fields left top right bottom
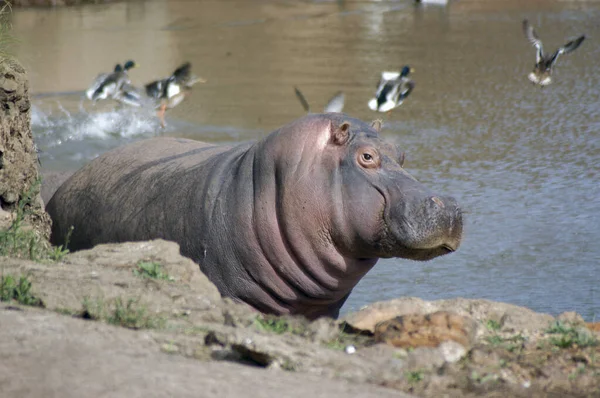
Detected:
left=0, top=304, right=414, bottom=398
left=0, top=58, right=50, bottom=238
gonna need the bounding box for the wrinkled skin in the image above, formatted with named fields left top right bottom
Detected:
left=47, top=114, right=463, bottom=319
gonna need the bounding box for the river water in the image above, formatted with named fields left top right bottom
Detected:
left=7, top=0, right=599, bottom=320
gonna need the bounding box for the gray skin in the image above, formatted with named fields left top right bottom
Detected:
left=47, top=114, right=463, bottom=319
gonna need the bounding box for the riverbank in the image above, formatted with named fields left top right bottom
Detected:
left=1, top=239, right=599, bottom=398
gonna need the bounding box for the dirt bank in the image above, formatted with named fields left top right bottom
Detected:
left=0, top=57, right=50, bottom=238
left=1, top=240, right=598, bottom=398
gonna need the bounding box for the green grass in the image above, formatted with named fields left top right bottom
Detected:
left=323, top=329, right=371, bottom=351
left=81, top=296, right=165, bottom=330
left=0, top=273, right=42, bottom=306
left=485, top=319, right=502, bottom=332
left=470, top=370, right=498, bottom=384
left=568, top=363, right=587, bottom=380
left=108, top=297, right=164, bottom=329
left=0, top=179, right=70, bottom=262
left=545, top=321, right=598, bottom=349
left=254, top=316, right=301, bottom=335
left=485, top=333, right=526, bottom=353
left=405, top=370, right=424, bottom=384
left=133, top=261, right=173, bottom=281
left=81, top=296, right=105, bottom=320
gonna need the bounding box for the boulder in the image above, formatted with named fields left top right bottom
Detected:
left=0, top=58, right=50, bottom=238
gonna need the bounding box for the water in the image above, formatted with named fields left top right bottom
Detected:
left=7, top=0, right=599, bottom=320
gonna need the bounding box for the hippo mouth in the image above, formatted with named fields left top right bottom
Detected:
left=389, top=244, right=456, bottom=262
left=441, top=243, right=457, bottom=253
left=375, top=221, right=460, bottom=261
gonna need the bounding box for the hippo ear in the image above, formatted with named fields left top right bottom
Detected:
left=371, top=119, right=383, bottom=133
left=331, top=121, right=351, bottom=146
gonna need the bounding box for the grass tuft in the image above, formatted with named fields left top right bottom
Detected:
left=254, top=316, right=299, bottom=335
left=485, top=333, right=526, bottom=353
left=81, top=296, right=165, bottom=330
left=0, top=273, right=43, bottom=306
left=133, top=261, right=173, bottom=281
left=405, top=370, right=424, bottom=384
left=485, top=319, right=502, bottom=332
left=0, top=179, right=70, bottom=262
left=545, top=321, right=598, bottom=349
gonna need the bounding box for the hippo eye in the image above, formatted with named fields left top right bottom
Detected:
left=357, top=150, right=379, bottom=168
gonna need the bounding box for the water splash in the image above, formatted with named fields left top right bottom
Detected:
left=32, top=101, right=161, bottom=146
left=32, top=97, right=163, bottom=169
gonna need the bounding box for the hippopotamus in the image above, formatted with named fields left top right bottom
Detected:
left=47, top=114, right=463, bottom=319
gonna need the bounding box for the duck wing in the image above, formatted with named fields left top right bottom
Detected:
left=115, top=83, right=145, bottom=107
left=294, top=86, right=311, bottom=113
left=548, top=35, right=585, bottom=67
left=323, top=91, right=345, bottom=113
left=89, top=72, right=126, bottom=101
left=172, top=62, right=193, bottom=84
left=559, top=35, right=585, bottom=55
left=86, top=73, right=110, bottom=100
left=397, top=79, right=415, bottom=101
left=522, top=19, right=545, bottom=63
left=145, top=78, right=168, bottom=100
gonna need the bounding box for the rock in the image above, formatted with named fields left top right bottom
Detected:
left=0, top=58, right=50, bottom=239
left=374, top=311, right=477, bottom=349
left=556, top=311, right=585, bottom=325
left=438, top=340, right=467, bottom=363
left=405, top=346, right=446, bottom=370
left=0, top=303, right=414, bottom=398
left=586, top=322, right=600, bottom=333
left=343, top=297, right=555, bottom=335
left=1, top=239, right=225, bottom=317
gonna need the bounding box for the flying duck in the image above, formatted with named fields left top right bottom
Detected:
left=522, top=19, right=585, bottom=86
left=85, top=60, right=138, bottom=102
left=293, top=87, right=345, bottom=114
left=368, top=66, right=415, bottom=113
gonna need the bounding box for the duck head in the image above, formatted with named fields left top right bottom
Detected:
left=123, top=60, right=138, bottom=71
left=400, top=65, right=414, bottom=78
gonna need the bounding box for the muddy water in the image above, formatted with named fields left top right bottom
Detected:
left=8, top=0, right=600, bottom=319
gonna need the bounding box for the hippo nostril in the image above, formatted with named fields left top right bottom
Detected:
left=430, top=196, right=445, bottom=208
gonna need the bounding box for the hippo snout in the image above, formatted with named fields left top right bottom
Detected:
left=425, top=195, right=463, bottom=251
left=386, top=193, right=463, bottom=261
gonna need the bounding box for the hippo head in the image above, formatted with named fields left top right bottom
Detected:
left=326, top=117, right=462, bottom=261
left=271, top=114, right=463, bottom=266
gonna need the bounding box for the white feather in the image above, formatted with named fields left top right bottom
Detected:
left=167, top=84, right=181, bottom=98
left=381, top=71, right=400, bottom=80
left=378, top=101, right=400, bottom=112
left=368, top=99, right=379, bottom=111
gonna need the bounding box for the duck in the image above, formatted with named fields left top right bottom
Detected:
left=143, top=62, right=206, bottom=128
left=85, top=60, right=138, bottom=102
left=293, top=87, right=345, bottom=114
left=415, top=0, right=449, bottom=5
left=522, top=19, right=585, bottom=86
left=368, top=66, right=415, bottom=113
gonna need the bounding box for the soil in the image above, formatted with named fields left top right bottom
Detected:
left=1, top=240, right=598, bottom=398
